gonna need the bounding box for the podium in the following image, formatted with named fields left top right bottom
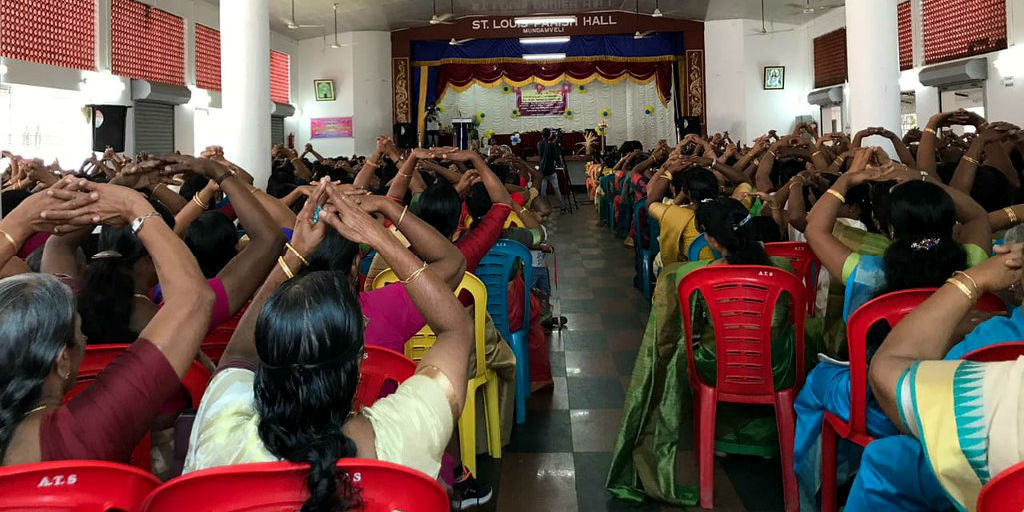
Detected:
left=452, top=118, right=473, bottom=150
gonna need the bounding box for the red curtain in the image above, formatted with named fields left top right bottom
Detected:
left=898, top=2, right=913, bottom=71
left=923, top=0, right=1006, bottom=65
left=111, top=0, right=184, bottom=85
left=437, top=60, right=673, bottom=103
left=0, top=0, right=95, bottom=71
left=195, top=24, right=221, bottom=91
left=270, top=51, right=291, bottom=104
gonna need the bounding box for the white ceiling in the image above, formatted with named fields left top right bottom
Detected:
left=203, top=0, right=845, bottom=41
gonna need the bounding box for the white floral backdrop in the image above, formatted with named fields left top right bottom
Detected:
left=435, top=79, right=677, bottom=146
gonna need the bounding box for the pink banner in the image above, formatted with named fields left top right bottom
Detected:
left=310, top=117, right=353, bottom=139
left=516, top=83, right=569, bottom=117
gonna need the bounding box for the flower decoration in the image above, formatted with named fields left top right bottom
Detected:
left=600, top=108, right=611, bottom=118
left=643, top=105, right=654, bottom=116
left=475, top=111, right=486, bottom=123
left=511, top=108, right=521, bottom=118
left=437, top=104, right=446, bottom=113
left=563, top=109, right=574, bottom=119
left=501, top=84, right=513, bottom=94
left=510, top=133, right=522, bottom=145
left=595, top=121, right=608, bottom=136
left=483, top=129, right=495, bottom=139
left=576, top=84, right=587, bottom=94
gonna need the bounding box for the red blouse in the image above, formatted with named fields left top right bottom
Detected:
left=457, top=203, right=512, bottom=273
left=40, top=339, right=180, bottom=463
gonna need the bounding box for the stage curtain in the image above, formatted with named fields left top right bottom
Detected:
left=437, top=60, right=674, bottom=105
left=435, top=79, right=675, bottom=149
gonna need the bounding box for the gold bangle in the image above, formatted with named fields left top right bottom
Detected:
left=954, top=271, right=981, bottom=295
left=396, top=205, right=409, bottom=229
left=192, top=194, right=209, bottom=210
left=364, top=160, right=380, bottom=169
left=962, top=155, right=980, bottom=165
left=767, top=150, right=778, bottom=159
left=0, top=229, right=17, bottom=252
left=945, top=277, right=976, bottom=301
left=924, top=128, right=937, bottom=135
left=284, top=242, right=309, bottom=266
left=401, top=261, right=429, bottom=285
left=825, top=189, right=846, bottom=203
left=277, top=256, right=295, bottom=279
left=1004, top=206, right=1019, bottom=224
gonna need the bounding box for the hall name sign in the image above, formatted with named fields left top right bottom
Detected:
left=470, top=14, right=618, bottom=35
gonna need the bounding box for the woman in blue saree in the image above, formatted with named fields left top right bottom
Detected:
left=795, top=151, right=993, bottom=508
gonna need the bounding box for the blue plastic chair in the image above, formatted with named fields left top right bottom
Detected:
left=599, top=175, right=616, bottom=230
left=475, top=239, right=533, bottom=424
left=688, top=233, right=722, bottom=261
left=633, top=199, right=655, bottom=299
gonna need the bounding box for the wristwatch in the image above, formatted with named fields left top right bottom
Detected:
left=131, top=211, right=161, bottom=235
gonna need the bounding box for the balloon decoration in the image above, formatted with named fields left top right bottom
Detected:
left=576, top=84, right=587, bottom=94
left=511, top=108, right=521, bottom=118
left=501, top=84, right=513, bottom=94
left=510, top=133, right=522, bottom=145
left=563, top=109, right=574, bottom=119
left=600, top=108, right=611, bottom=118
left=475, top=111, right=486, bottom=123
left=437, top=104, right=446, bottom=113
left=643, top=105, right=654, bottom=115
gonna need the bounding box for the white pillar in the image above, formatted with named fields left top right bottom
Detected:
left=846, top=0, right=903, bottom=141
left=220, top=0, right=271, bottom=188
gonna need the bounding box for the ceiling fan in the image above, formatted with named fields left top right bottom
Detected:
left=285, top=0, right=322, bottom=29
left=750, top=0, right=795, bottom=36
left=632, top=0, right=655, bottom=39
left=787, top=0, right=843, bottom=15
left=329, top=4, right=355, bottom=48
left=430, top=0, right=455, bottom=25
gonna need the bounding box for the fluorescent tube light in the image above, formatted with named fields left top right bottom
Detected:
left=520, top=36, right=570, bottom=44
left=514, top=16, right=576, bottom=26
left=522, top=53, right=566, bottom=61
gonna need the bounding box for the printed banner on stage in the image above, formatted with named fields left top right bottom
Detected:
left=516, top=84, right=569, bottom=116
left=310, top=117, right=353, bottom=139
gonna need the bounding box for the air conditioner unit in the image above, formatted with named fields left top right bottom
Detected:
left=918, top=58, right=987, bottom=88
left=272, top=102, right=295, bottom=118
left=807, top=86, right=843, bottom=106
left=131, top=80, right=191, bottom=105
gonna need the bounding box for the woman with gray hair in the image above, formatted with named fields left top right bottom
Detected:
left=0, top=177, right=214, bottom=466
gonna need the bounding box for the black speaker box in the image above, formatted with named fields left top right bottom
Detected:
left=88, top=105, right=129, bottom=153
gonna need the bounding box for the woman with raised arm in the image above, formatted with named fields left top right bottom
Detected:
left=0, top=180, right=214, bottom=465
left=645, top=156, right=721, bottom=264
left=184, top=183, right=473, bottom=512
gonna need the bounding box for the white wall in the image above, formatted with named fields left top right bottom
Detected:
left=292, top=31, right=393, bottom=157
left=705, top=19, right=813, bottom=142
left=0, top=0, right=298, bottom=164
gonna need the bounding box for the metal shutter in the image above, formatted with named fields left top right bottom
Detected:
left=134, top=101, right=174, bottom=155
left=270, top=116, right=285, bottom=146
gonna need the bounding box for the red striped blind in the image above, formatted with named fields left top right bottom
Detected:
left=813, top=28, right=848, bottom=89
left=270, top=51, right=290, bottom=104
left=111, top=0, right=185, bottom=85
left=0, top=0, right=95, bottom=71
left=898, top=2, right=913, bottom=70
left=195, top=24, right=221, bottom=91
left=922, top=0, right=1006, bottom=64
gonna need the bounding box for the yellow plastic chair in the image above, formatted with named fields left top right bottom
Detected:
left=371, top=269, right=501, bottom=475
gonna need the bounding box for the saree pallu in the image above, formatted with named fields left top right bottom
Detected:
left=607, top=260, right=824, bottom=506
left=898, top=357, right=1024, bottom=512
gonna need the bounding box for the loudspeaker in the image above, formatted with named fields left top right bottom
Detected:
left=393, top=122, right=416, bottom=149
left=88, top=105, right=129, bottom=152
left=678, top=116, right=702, bottom=137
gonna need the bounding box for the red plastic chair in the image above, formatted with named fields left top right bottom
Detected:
left=140, top=459, right=449, bottom=512
left=62, top=345, right=213, bottom=471
left=962, top=341, right=1024, bottom=362
left=353, top=346, right=417, bottom=410
left=764, top=242, right=821, bottom=316
left=0, top=460, right=160, bottom=512
left=820, top=288, right=1006, bottom=512
left=678, top=265, right=806, bottom=511
left=977, top=460, right=1024, bottom=512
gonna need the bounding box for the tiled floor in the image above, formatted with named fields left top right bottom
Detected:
left=474, top=201, right=787, bottom=511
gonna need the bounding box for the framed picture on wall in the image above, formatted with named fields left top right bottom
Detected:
left=763, top=66, right=785, bottom=90
left=314, top=79, right=335, bottom=101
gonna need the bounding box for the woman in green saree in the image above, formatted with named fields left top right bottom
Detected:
left=608, top=197, right=815, bottom=506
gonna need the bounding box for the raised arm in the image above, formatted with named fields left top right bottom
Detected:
left=0, top=177, right=98, bottom=274
left=805, top=150, right=877, bottom=279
